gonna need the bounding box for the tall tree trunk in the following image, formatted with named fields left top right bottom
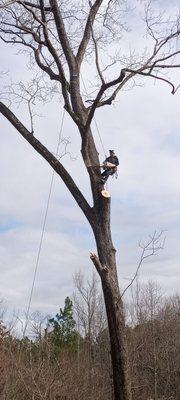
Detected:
left=101, top=267, right=130, bottom=400
left=79, top=119, right=131, bottom=399
left=91, top=214, right=131, bottom=400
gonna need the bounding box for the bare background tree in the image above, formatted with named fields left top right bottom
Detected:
left=0, top=1, right=180, bottom=399
left=73, top=271, right=106, bottom=343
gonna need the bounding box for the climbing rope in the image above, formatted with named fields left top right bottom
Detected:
left=23, top=109, right=65, bottom=337
left=93, top=117, right=107, bottom=158
left=80, top=72, right=107, bottom=158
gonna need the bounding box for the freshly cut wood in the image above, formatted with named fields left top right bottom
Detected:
left=101, top=189, right=111, bottom=198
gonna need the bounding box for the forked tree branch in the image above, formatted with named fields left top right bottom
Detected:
left=76, top=0, right=103, bottom=67
left=17, top=0, right=47, bottom=26
left=0, top=1, right=74, bottom=113
left=85, top=69, right=126, bottom=128
left=125, top=63, right=180, bottom=95
left=34, top=46, right=62, bottom=82
left=37, top=0, right=75, bottom=116
left=121, top=231, right=165, bottom=297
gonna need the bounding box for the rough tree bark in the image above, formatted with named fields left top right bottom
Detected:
left=0, top=1, right=180, bottom=399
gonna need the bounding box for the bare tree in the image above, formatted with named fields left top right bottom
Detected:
left=127, top=281, right=180, bottom=400
left=0, top=1, right=180, bottom=398
left=73, top=271, right=106, bottom=342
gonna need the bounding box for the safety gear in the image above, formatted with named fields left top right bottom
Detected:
left=100, top=152, right=119, bottom=184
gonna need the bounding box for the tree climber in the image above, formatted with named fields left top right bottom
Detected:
left=101, top=150, right=119, bottom=184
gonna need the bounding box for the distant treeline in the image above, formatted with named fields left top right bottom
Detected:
left=0, top=276, right=179, bottom=400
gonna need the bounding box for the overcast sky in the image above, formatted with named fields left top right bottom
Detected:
left=0, top=1, right=180, bottom=329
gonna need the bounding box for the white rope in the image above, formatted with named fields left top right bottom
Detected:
left=23, top=109, right=65, bottom=337
left=80, top=72, right=107, bottom=158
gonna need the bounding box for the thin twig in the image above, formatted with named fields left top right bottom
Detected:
left=121, top=231, right=166, bottom=297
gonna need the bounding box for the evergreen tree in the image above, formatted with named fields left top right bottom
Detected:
left=49, top=297, right=79, bottom=352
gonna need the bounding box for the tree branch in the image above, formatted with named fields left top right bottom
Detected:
left=49, top=0, right=76, bottom=73
left=0, top=101, right=94, bottom=224
left=138, top=72, right=177, bottom=94
left=125, top=68, right=179, bottom=94
left=37, top=0, right=75, bottom=116
left=19, top=1, right=52, bottom=11
left=34, top=45, right=62, bottom=82
left=121, top=231, right=165, bottom=297
left=91, top=26, right=105, bottom=84
left=90, top=252, right=105, bottom=275
left=47, top=0, right=85, bottom=120
left=76, top=0, right=103, bottom=67
left=85, top=69, right=126, bottom=128
left=17, top=0, right=47, bottom=27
